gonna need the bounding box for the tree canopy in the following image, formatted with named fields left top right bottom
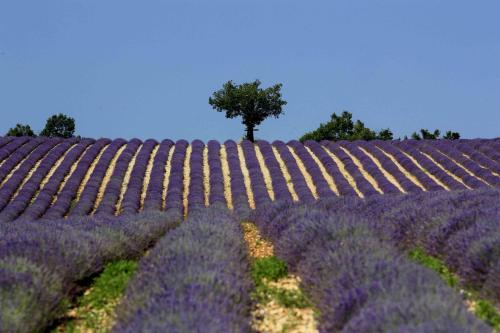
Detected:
left=299, top=111, right=393, bottom=142
left=209, top=80, right=287, bottom=142
left=39, top=113, right=75, bottom=138
left=411, top=129, right=460, bottom=140
left=6, top=124, right=35, bottom=137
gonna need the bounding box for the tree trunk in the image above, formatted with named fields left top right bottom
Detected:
left=245, top=125, right=255, bottom=142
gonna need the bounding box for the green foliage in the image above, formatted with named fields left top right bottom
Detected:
left=250, top=257, right=311, bottom=309
left=272, top=288, right=311, bottom=309
left=411, top=129, right=440, bottom=140
left=6, top=123, right=35, bottom=137
left=409, top=248, right=500, bottom=331
left=409, top=129, right=460, bottom=140
left=40, top=113, right=75, bottom=138
left=251, top=256, right=288, bottom=285
left=443, top=130, right=460, bottom=140
left=209, top=80, right=287, bottom=142
left=475, top=300, right=500, bottom=331
left=377, top=128, right=393, bottom=140
left=299, top=111, right=392, bottom=142
left=408, top=248, right=458, bottom=287
left=57, top=260, right=137, bottom=332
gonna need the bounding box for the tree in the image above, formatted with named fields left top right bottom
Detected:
left=299, top=111, right=392, bottom=142
left=411, top=128, right=440, bottom=140
left=39, top=113, right=75, bottom=138
left=209, top=80, right=287, bottom=142
left=6, top=123, right=35, bottom=137
left=443, top=131, right=460, bottom=140
left=377, top=128, right=393, bottom=140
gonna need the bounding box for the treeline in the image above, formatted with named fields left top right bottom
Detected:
left=300, top=111, right=461, bottom=142
left=6, top=113, right=76, bottom=138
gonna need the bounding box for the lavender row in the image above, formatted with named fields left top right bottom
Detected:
left=373, top=189, right=500, bottom=303
left=466, top=139, right=500, bottom=162
left=375, top=140, right=444, bottom=191
left=0, top=210, right=181, bottom=333
left=143, top=139, right=174, bottom=211
left=431, top=140, right=500, bottom=186
left=0, top=136, right=14, bottom=149
left=395, top=140, right=466, bottom=190
left=416, top=141, right=487, bottom=189
left=241, top=140, right=272, bottom=207
left=43, top=139, right=111, bottom=219
left=0, top=138, right=61, bottom=214
left=120, top=139, right=158, bottom=215
left=0, top=136, right=29, bottom=164
left=69, top=139, right=127, bottom=216
left=95, top=139, right=142, bottom=215
left=187, top=140, right=205, bottom=213
left=341, top=141, right=401, bottom=194
left=224, top=140, right=251, bottom=217
left=323, top=141, right=379, bottom=196
left=453, top=141, right=500, bottom=175
left=252, top=200, right=488, bottom=332
left=0, top=138, right=78, bottom=222
left=288, top=140, right=337, bottom=198
left=256, top=140, right=293, bottom=202
left=273, top=140, right=315, bottom=202
left=207, top=140, right=227, bottom=207
left=112, top=206, right=253, bottom=333
left=304, top=140, right=358, bottom=196
left=357, top=141, right=423, bottom=193
left=164, top=140, right=188, bottom=215
left=17, top=139, right=94, bottom=221
left=0, top=136, right=44, bottom=184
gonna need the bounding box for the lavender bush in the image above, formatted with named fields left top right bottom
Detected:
left=252, top=201, right=490, bottom=332
left=143, top=139, right=174, bottom=211
left=164, top=139, right=188, bottom=215
left=42, top=138, right=111, bottom=219
left=120, top=139, right=158, bottom=215
left=0, top=209, right=180, bottom=333
left=112, top=206, right=253, bottom=333
left=69, top=138, right=127, bottom=216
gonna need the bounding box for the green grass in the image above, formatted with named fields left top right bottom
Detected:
left=251, top=256, right=288, bottom=285
left=56, top=260, right=137, bottom=333
left=250, top=256, right=312, bottom=309
left=408, top=248, right=458, bottom=287
left=409, top=247, right=500, bottom=331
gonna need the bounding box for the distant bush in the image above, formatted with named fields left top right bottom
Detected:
left=299, top=111, right=393, bottom=142
left=6, top=123, right=35, bottom=137
left=40, top=113, right=75, bottom=138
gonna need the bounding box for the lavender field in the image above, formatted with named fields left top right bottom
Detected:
left=0, top=136, right=499, bottom=332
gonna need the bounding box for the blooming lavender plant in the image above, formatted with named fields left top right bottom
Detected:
left=241, top=139, right=272, bottom=207
left=94, top=138, right=142, bottom=215
left=323, top=141, right=379, bottom=196
left=42, top=138, right=111, bottom=219
left=120, top=139, right=158, bottom=215
left=187, top=139, right=206, bottom=213
left=254, top=200, right=490, bottom=332
left=224, top=140, right=251, bottom=218
left=0, top=139, right=78, bottom=222
left=0, top=138, right=61, bottom=212
left=143, top=139, right=174, bottom=211
left=207, top=140, right=228, bottom=207
left=273, top=140, right=316, bottom=202
left=69, top=138, right=127, bottom=216
left=164, top=139, right=188, bottom=215
left=0, top=209, right=180, bottom=333
left=112, top=206, right=253, bottom=333
left=256, top=140, right=293, bottom=202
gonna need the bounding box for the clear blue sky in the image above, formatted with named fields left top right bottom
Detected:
left=1, top=1, right=499, bottom=141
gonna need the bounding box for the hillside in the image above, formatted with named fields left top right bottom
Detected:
left=0, top=136, right=498, bottom=222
